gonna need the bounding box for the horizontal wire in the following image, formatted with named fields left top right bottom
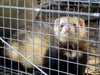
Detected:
left=53, top=0, right=100, bottom=4
left=0, top=5, right=99, bottom=17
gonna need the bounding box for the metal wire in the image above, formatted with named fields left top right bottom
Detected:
left=0, top=0, right=100, bottom=75
left=0, top=5, right=99, bottom=17
left=0, top=37, right=47, bottom=75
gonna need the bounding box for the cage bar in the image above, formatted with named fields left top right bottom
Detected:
left=0, top=0, right=100, bottom=75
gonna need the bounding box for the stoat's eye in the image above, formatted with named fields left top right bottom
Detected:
left=61, top=23, right=64, bottom=27
left=73, top=24, right=76, bottom=26
left=61, top=25, right=64, bottom=27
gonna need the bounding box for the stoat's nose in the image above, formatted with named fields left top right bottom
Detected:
left=65, top=26, right=71, bottom=33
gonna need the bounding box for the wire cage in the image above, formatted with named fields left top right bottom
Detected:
left=0, top=0, right=100, bottom=75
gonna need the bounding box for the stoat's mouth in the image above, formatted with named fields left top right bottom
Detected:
left=64, top=31, right=74, bottom=37
left=64, top=31, right=69, bottom=35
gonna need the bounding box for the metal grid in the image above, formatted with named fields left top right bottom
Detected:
left=0, top=0, right=100, bottom=75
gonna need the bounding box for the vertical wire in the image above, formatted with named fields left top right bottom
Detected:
left=2, top=0, right=6, bottom=74
left=73, top=2, right=76, bottom=12
left=67, top=0, right=69, bottom=74
left=32, top=0, right=35, bottom=74
left=48, top=0, right=51, bottom=75
left=16, top=0, right=20, bottom=74
left=77, top=1, right=80, bottom=74
left=51, top=0, right=54, bottom=23
left=9, top=0, right=13, bottom=74
left=94, top=3, right=97, bottom=75
left=24, top=0, right=27, bottom=74
left=98, top=8, right=100, bottom=75
left=87, top=1, right=91, bottom=75
left=95, top=5, right=98, bottom=75
left=44, top=0, right=48, bottom=73
left=58, top=0, right=61, bottom=74
left=45, top=0, right=48, bottom=22
left=39, top=1, right=43, bottom=75
left=44, top=0, right=51, bottom=74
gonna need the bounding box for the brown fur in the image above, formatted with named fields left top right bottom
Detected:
left=5, top=22, right=54, bottom=68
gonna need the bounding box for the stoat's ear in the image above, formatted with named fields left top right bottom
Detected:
left=79, top=18, right=85, bottom=26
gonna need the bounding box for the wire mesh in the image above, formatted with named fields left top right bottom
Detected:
left=0, top=0, right=100, bottom=75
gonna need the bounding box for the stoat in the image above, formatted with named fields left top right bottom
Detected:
left=4, top=22, right=54, bottom=73
left=2, top=16, right=87, bottom=75
left=43, top=16, right=87, bottom=75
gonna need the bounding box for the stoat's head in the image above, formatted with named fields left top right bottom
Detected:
left=54, top=16, right=87, bottom=43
